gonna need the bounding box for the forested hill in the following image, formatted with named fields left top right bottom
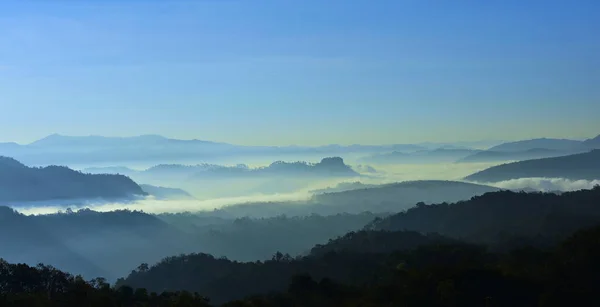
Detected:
left=372, top=185, right=600, bottom=245
left=0, top=156, right=146, bottom=202
left=114, top=187, right=600, bottom=305
left=464, top=149, right=600, bottom=182
left=311, top=180, right=500, bottom=213
left=4, top=223, right=600, bottom=306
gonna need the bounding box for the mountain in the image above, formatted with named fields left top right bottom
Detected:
left=0, top=134, right=431, bottom=166
left=140, top=184, right=194, bottom=199
left=0, top=207, right=199, bottom=281
left=310, top=180, right=500, bottom=214
left=100, top=157, right=360, bottom=181
left=0, top=156, right=146, bottom=203
left=457, top=148, right=576, bottom=163
left=360, top=148, right=480, bottom=164
left=117, top=187, right=600, bottom=305
left=372, top=186, right=600, bottom=245
left=488, top=138, right=583, bottom=152
left=582, top=134, right=600, bottom=149
left=464, top=150, right=600, bottom=182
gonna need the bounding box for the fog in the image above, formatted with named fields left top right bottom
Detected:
left=12, top=161, right=504, bottom=216
left=3, top=149, right=599, bottom=282
left=488, top=177, right=600, bottom=192
left=13, top=193, right=313, bottom=216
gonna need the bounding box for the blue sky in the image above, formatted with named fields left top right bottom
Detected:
left=0, top=0, right=598, bottom=145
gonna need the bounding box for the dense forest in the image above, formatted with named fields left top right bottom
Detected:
left=0, top=207, right=380, bottom=280
left=1, top=187, right=600, bottom=305
left=0, top=156, right=145, bottom=202
left=3, top=219, right=598, bottom=306
left=464, top=149, right=600, bottom=182
left=114, top=186, right=600, bottom=305
left=371, top=185, right=600, bottom=246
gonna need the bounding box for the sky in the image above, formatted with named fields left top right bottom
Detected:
left=0, top=0, right=599, bottom=146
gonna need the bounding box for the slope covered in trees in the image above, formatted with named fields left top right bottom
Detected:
left=0, top=208, right=380, bottom=279
left=457, top=148, right=575, bottom=163
left=4, top=223, right=599, bottom=306
left=310, top=180, right=501, bottom=214
left=0, top=156, right=145, bottom=202
left=2, top=187, right=600, bottom=305
left=115, top=187, right=600, bottom=305
left=372, top=185, right=600, bottom=246
left=464, top=150, right=600, bottom=182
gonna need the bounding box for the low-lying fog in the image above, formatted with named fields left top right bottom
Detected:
left=11, top=160, right=599, bottom=216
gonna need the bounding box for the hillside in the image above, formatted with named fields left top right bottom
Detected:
left=464, top=150, right=600, bottom=182
left=457, top=148, right=576, bottom=163
left=0, top=207, right=199, bottom=281
left=583, top=134, right=600, bottom=149
left=0, top=156, right=146, bottom=202
left=310, top=180, right=501, bottom=213
left=488, top=138, right=583, bottom=152
left=5, top=223, right=600, bottom=306
left=88, top=157, right=359, bottom=181
left=117, top=188, right=600, bottom=305
left=372, top=186, right=600, bottom=245
left=140, top=184, right=194, bottom=199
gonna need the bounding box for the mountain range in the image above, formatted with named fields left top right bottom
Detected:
left=464, top=150, right=600, bottom=182
left=0, top=156, right=145, bottom=203
left=86, top=157, right=359, bottom=180
left=0, top=134, right=428, bottom=165
left=0, top=134, right=597, bottom=166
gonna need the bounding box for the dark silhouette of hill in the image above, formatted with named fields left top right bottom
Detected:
left=0, top=156, right=146, bottom=202
left=582, top=134, right=600, bottom=149
left=117, top=186, right=600, bottom=305
left=139, top=184, right=194, bottom=199
left=457, top=148, right=577, bottom=163
left=360, top=148, right=480, bottom=164
left=0, top=207, right=200, bottom=281
left=372, top=186, right=600, bottom=245
left=196, top=180, right=500, bottom=218
left=174, top=213, right=381, bottom=261
left=0, top=207, right=380, bottom=280
left=464, top=150, right=600, bottom=182
left=87, top=157, right=358, bottom=181
left=188, top=157, right=359, bottom=178
left=3, top=188, right=600, bottom=305
left=4, top=223, right=600, bottom=306
left=488, top=138, right=583, bottom=152
left=310, top=180, right=501, bottom=214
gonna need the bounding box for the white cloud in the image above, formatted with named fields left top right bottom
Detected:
left=488, top=177, right=600, bottom=192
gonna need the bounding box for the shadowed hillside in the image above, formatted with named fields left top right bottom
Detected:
left=116, top=187, right=600, bottom=305
left=372, top=186, right=600, bottom=245
left=0, top=156, right=145, bottom=202
left=457, top=148, right=576, bottom=163
left=464, top=150, right=600, bottom=182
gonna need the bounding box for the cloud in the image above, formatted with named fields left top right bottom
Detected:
left=488, top=177, right=600, bottom=192
left=12, top=192, right=313, bottom=216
